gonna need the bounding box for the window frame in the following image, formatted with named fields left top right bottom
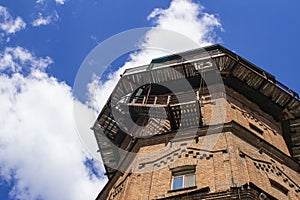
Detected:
left=170, top=166, right=196, bottom=191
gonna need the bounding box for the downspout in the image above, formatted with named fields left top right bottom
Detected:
left=224, top=132, right=241, bottom=199
left=148, top=164, right=155, bottom=200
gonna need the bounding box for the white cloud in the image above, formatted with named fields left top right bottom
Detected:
left=36, top=0, right=67, bottom=5
left=55, top=0, right=67, bottom=5
left=87, top=0, right=222, bottom=112
left=0, top=6, right=26, bottom=35
left=0, top=46, right=53, bottom=73
left=32, top=15, right=52, bottom=27
left=147, top=0, right=222, bottom=46
left=32, top=12, right=59, bottom=27
left=0, top=1, right=222, bottom=199
left=0, top=48, right=107, bottom=200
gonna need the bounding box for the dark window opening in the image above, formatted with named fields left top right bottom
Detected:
left=270, top=179, right=288, bottom=195
left=249, top=123, right=264, bottom=135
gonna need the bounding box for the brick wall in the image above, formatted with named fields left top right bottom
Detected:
left=107, top=131, right=299, bottom=200
left=99, top=88, right=299, bottom=200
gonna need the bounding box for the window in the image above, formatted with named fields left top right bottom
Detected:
left=171, top=168, right=195, bottom=190
left=269, top=179, right=288, bottom=195
left=249, top=123, right=264, bottom=135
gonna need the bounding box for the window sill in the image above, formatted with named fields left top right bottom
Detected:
left=167, top=186, right=197, bottom=193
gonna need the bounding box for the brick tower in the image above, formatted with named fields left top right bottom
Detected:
left=92, top=45, right=300, bottom=200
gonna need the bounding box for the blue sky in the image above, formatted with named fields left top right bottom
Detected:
left=0, top=0, right=299, bottom=200
left=1, top=0, right=299, bottom=91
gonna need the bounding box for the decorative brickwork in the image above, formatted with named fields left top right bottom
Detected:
left=93, top=45, right=300, bottom=200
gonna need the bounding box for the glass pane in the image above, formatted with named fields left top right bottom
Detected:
left=172, top=177, right=183, bottom=190
left=184, top=174, right=195, bottom=187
